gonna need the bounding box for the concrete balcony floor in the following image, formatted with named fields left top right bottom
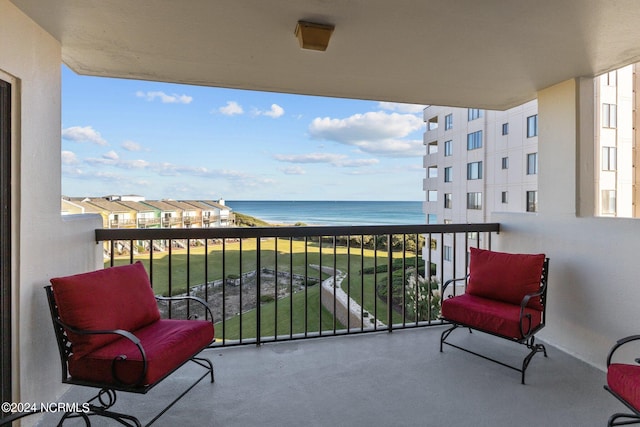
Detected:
left=37, top=327, right=621, bottom=426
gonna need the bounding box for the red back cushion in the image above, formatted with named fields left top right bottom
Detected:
left=466, top=248, right=545, bottom=309
left=50, top=262, right=160, bottom=358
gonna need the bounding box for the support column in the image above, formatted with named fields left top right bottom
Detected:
left=537, top=78, right=595, bottom=217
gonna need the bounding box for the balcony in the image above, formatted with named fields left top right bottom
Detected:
left=36, top=327, right=617, bottom=426
left=138, top=217, right=161, bottom=228
left=9, top=3, right=640, bottom=425
left=56, top=223, right=614, bottom=426
left=108, top=218, right=137, bottom=229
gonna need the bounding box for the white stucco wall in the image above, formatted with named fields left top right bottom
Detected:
left=492, top=78, right=640, bottom=370
left=1, top=2, right=102, bottom=424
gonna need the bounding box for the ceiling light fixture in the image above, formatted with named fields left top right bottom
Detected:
left=294, top=21, right=334, bottom=51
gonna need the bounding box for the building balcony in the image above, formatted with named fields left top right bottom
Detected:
left=36, top=326, right=617, bottom=426
left=33, top=222, right=608, bottom=427
left=108, top=218, right=137, bottom=228
left=138, top=217, right=161, bottom=227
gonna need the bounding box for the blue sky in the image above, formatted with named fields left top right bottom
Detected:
left=61, top=65, right=426, bottom=201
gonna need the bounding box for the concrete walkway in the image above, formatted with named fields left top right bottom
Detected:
left=311, top=264, right=385, bottom=330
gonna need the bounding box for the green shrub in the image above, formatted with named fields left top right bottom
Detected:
left=260, top=295, right=275, bottom=304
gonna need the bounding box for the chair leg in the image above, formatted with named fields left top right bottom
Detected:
left=440, top=324, right=458, bottom=352
left=55, top=388, right=142, bottom=427
left=521, top=336, right=547, bottom=384
left=608, top=412, right=640, bottom=426
left=192, top=356, right=215, bottom=383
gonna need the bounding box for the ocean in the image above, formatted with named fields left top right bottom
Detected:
left=225, top=200, right=426, bottom=226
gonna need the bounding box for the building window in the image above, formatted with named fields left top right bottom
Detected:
left=502, top=123, right=509, bottom=135
left=444, top=245, right=453, bottom=261
left=501, top=157, right=509, bottom=169
left=606, top=71, right=617, bottom=86
left=467, top=130, right=483, bottom=150
left=527, top=115, right=538, bottom=138
left=444, top=140, right=452, bottom=156
left=601, top=190, right=616, bottom=215
left=428, top=190, right=438, bottom=202
left=602, top=103, right=617, bottom=129
left=445, top=114, right=453, bottom=130
left=428, top=214, right=437, bottom=224
left=526, top=191, right=538, bottom=212
left=527, top=153, right=538, bottom=175
left=468, top=108, right=483, bottom=121
left=501, top=191, right=508, bottom=203
left=466, top=192, right=482, bottom=210
left=428, top=141, right=438, bottom=154
left=428, top=166, right=438, bottom=178
left=602, top=147, right=617, bottom=171
left=444, top=193, right=452, bottom=209
left=444, top=167, right=453, bottom=182
left=427, top=116, right=438, bottom=131
left=466, top=161, right=483, bottom=180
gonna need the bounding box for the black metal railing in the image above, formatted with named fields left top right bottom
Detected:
left=95, top=223, right=499, bottom=347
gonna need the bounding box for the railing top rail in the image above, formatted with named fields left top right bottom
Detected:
left=95, top=223, right=500, bottom=242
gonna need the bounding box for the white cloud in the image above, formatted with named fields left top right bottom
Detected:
left=219, top=101, right=244, bottom=116
left=308, top=111, right=424, bottom=157
left=62, top=126, right=108, bottom=146
left=127, top=159, right=150, bottom=169
left=262, top=104, right=285, bottom=118
left=280, top=166, right=306, bottom=175
left=85, top=155, right=149, bottom=170
left=61, top=151, right=79, bottom=165
left=136, top=91, right=192, bottom=104
left=274, top=153, right=346, bottom=164
left=337, top=158, right=380, bottom=167
left=103, top=150, right=119, bottom=160
left=378, top=102, right=426, bottom=114
left=121, top=140, right=143, bottom=152
left=273, top=152, right=379, bottom=168
left=61, top=166, right=85, bottom=178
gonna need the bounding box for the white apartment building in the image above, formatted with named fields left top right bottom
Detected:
left=423, top=64, right=640, bottom=279
left=422, top=101, right=539, bottom=280
left=595, top=64, right=636, bottom=217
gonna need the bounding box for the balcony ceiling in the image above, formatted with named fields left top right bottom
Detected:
left=11, top=0, right=640, bottom=109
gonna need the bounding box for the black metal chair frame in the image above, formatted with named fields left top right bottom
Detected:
left=604, top=334, right=640, bottom=427
left=439, top=258, right=550, bottom=384
left=44, top=286, right=215, bottom=427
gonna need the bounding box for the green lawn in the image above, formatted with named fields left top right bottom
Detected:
left=108, top=237, right=419, bottom=339
left=216, top=285, right=344, bottom=342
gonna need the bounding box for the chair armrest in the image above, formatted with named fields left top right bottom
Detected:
left=518, top=283, right=547, bottom=338
left=54, top=317, right=148, bottom=386
left=442, top=275, right=469, bottom=296
left=607, top=334, right=640, bottom=367
left=155, top=295, right=215, bottom=322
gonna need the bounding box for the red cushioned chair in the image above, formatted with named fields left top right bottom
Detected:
left=45, top=262, right=215, bottom=426
left=605, top=335, right=640, bottom=426
left=440, top=248, right=549, bottom=384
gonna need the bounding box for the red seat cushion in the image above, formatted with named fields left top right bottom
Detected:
left=466, top=248, right=546, bottom=309
left=441, top=293, right=542, bottom=339
left=608, top=363, right=640, bottom=412
left=50, top=262, right=161, bottom=358
left=68, top=319, right=214, bottom=386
